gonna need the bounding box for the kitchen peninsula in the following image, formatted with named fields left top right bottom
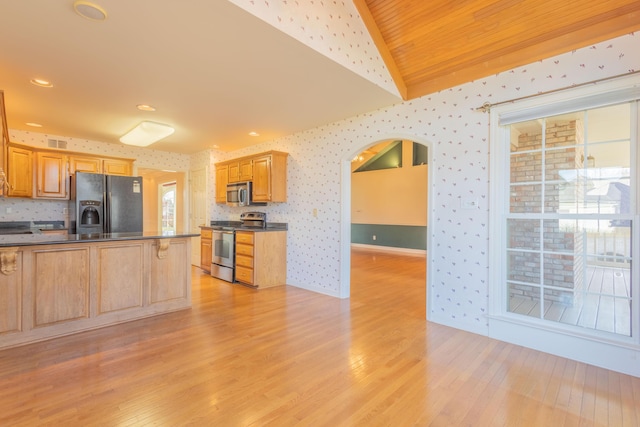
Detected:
left=0, top=231, right=197, bottom=350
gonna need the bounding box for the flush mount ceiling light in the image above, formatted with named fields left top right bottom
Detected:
left=73, top=1, right=107, bottom=21
left=26, top=122, right=43, bottom=127
left=248, top=131, right=259, bottom=137
left=30, top=78, right=53, bottom=88
left=119, top=121, right=174, bottom=147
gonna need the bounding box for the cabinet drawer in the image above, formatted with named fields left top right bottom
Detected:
left=236, top=243, right=254, bottom=257
left=236, top=254, right=254, bottom=268
left=235, top=266, right=254, bottom=285
left=201, top=229, right=212, bottom=239
left=236, top=232, right=254, bottom=245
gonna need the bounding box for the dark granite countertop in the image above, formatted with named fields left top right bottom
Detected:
left=202, top=221, right=288, bottom=232
left=0, top=231, right=199, bottom=248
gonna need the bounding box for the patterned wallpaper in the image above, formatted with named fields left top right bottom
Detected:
left=228, top=0, right=398, bottom=96
left=1, top=131, right=190, bottom=221
left=205, top=32, right=639, bottom=334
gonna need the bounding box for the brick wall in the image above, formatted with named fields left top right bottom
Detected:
left=509, top=120, right=584, bottom=307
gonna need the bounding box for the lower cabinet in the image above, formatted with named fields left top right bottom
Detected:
left=200, top=228, right=212, bottom=273
left=0, top=237, right=192, bottom=350
left=235, top=230, right=286, bottom=288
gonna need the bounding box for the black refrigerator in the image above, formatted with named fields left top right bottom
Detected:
left=70, top=172, right=143, bottom=234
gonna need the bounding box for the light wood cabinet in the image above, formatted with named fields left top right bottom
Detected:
left=227, top=159, right=252, bottom=183
left=33, top=246, right=90, bottom=326
left=215, top=150, right=287, bottom=203
left=215, top=164, right=228, bottom=203
left=6, top=144, right=134, bottom=199
left=69, top=155, right=102, bottom=174
left=0, top=237, right=192, bottom=350
left=252, top=152, right=287, bottom=202
left=7, top=145, right=32, bottom=197
left=0, top=247, right=22, bottom=334
left=200, top=228, right=212, bottom=272
left=103, top=158, right=132, bottom=176
left=235, top=230, right=286, bottom=288
left=35, top=151, right=67, bottom=198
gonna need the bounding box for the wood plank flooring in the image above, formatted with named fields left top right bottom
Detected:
left=510, top=265, right=632, bottom=336
left=0, top=247, right=639, bottom=426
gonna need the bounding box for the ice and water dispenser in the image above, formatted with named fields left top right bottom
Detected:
left=78, top=200, right=102, bottom=233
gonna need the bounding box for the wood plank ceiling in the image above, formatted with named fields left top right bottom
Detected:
left=354, top=0, right=640, bottom=100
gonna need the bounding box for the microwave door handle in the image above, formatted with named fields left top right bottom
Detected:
left=240, top=188, right=246, bottom=205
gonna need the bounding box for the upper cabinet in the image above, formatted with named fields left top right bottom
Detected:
left=69, top=155, right=102, bottom=174
left=215, top=164, right=229, bottom=203
left=252, top=152, right=287, bottom=203
left=35, top=151, right=67, bottom=198
left=228, top=158, right=253, bottom=183
left=103, top=158, right=132, bottom=176
left=7, top=145, right=32, bottom=197
left=215, top=151, right=287, bottom=204
left=6, top=143, right=134, bottom=199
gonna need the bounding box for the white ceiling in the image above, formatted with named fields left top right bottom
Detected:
left=0, top=1, right=400, bottom=154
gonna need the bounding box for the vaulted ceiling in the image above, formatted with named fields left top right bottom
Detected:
left=354, top=0, right=640, bottom=100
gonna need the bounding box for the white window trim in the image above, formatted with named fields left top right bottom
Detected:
left=488, top=74, right=640, bottom=377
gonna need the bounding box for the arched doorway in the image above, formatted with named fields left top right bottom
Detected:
left=340, top=137, right=432, bottom=319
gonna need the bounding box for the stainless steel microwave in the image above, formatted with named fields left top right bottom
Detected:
left=226, top=181, right=265, bottom=207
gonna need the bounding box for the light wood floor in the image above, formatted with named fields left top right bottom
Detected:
left=1, top=248, right=639, bottom=426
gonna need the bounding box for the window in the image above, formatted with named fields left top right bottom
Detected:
left=490, top=76, right=640, bottom=345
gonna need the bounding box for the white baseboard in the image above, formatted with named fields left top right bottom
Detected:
left=351, top=243, right=426, bottom=257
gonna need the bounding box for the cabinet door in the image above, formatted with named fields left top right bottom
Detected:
left=228, top=162, right=240, bottom=183
left=215, top=165, right=229, bottom=203
left=35, top=151, right=67, bottom=198
left=239, top=159, right=253, bottom=181
left=69, top=155, right=102, bottom=174
left=252, top=155, right=271, bottom=202
left=103, top=159, right=132, bottom=176
left=7, top=146, right=32, bottom=197
left=200, top=230, right=212, bottom=272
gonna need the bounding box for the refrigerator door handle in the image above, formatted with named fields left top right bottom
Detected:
left=105, top=191, right=110, bottom=233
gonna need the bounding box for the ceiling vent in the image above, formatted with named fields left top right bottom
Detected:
left=48, top=139, right=68, bottom=149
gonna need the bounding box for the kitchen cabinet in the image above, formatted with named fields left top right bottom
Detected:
left=0, top=248, right=22, bottom=334
left=200, top=228, right=212, bottom=272
left=103, top=158, right=132, bottom=176
left=252, top=152, right=287, bottom=202
left=69, top=155, right=102, bottom=174
left=0, top=236, right=192, bottom=350
left=235, top=230, right=286, bottom=288
left=215, top=150, right=287, bottom=203
left=6, top=145, right=32, bottom=197
left=227, top=159, right=253, bottom=183
left=215, top=164, right=228, bottom=203
left=35, top=151, right=67, bottom=198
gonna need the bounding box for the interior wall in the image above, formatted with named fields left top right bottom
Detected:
left=201, top=34, right=640, bottom=335
left=351, top=141, right=427, bottom=226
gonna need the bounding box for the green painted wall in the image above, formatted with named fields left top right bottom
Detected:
left=351, top=224, right=426, bottom=250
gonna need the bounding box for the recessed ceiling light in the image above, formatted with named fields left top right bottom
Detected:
left=26, top=122, right=43, bottom=127
left=30, top=78, right=53, bottom=88
left=137, top=104, right=156, bottom=112
left=248, top=131, right=259, bottom=137
left=212, top=144, right=220, bottom=149
left=73, top=1, right=107, bottom=21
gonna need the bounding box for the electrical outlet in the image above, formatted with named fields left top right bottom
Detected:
left=372, top=235, right=376, bottom=241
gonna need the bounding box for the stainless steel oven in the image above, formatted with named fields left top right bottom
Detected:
left=211, top=229, right=235, bottom=282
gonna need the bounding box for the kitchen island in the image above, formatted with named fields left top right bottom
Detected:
left=0, top=231, right=198, bottom=350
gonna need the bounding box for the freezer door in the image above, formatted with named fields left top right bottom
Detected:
left=105, top=175, right=143, bottom=233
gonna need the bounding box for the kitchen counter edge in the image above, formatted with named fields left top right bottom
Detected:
left=0, top=231, right=200, bottom=248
